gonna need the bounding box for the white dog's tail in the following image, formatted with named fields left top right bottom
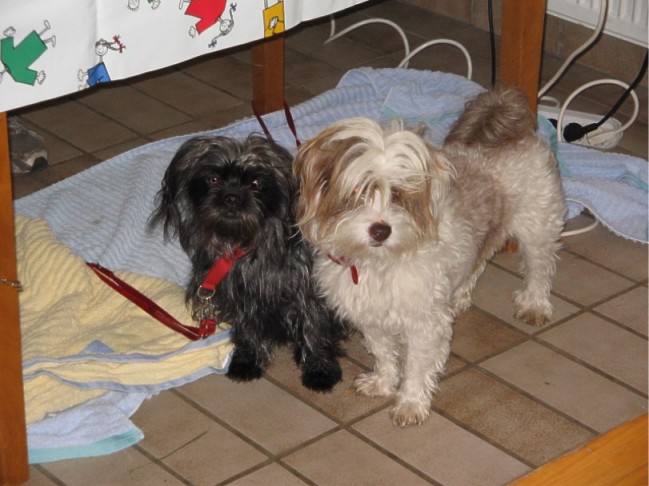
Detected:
left=444, top=87, right=536, bottom=149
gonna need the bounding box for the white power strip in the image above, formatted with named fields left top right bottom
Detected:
left=538, top=104, right=623, bottom=149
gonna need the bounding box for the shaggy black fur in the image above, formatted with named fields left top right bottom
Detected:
left=149, top=134, right=345, bottom=392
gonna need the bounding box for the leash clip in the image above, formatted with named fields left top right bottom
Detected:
left=195, top=288, right=217, bottom=320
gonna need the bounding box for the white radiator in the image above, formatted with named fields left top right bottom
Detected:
left=547, top=0, right=648, bottom=46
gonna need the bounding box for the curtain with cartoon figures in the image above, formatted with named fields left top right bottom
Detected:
left=0, top=0, right=368, bottom=112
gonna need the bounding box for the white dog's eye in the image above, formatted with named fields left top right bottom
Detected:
left=391, top=188, right=403, bottom=204
left=207, top=176, right=220, bottom=186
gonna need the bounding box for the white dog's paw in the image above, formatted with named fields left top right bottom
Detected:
left=353, top=372, right=396, bottom=397
left=515, top=307, right=551, bottom=327
left=514, top=290, right=553, bottom=327
left=389, top=400, right=430, bottom=427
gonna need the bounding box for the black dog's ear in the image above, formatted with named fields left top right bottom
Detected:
left=147, top=138, right=205, bottom=239
left=147, top=180, right=183, bottom=241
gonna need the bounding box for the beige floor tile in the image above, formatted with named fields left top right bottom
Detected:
left=452, top=307, right=528, bottom=362
left=353, top=411, right=530, bottom=486
left=42, top=448, right=185, bottom=486
left=364, top=0, right=471, bottom=42
left=33, top=154, right=102, bottom=187
left=181, top=52, right=254, bottom=101
left=24, top=467, right=58, bottom=486
left=131, top=70, right=241, bottom=116
left=284, top=429, right=432, bottom=485
left=286, top=21, right=393, bottom=70
left=553, top=250, right=635, bottom=306
left=594, top=286, right=649, bottom=336
left=228, top=463, right=307, bottom=485
left=12, top=173, right=51, bottom=200
left=562, top=224, right=648, bottom=282
left=176, top=374, right=336, bottom=454
left=91, top=137, right=150, bottom=162
left=539, top=312, right=648, bottom=393
left=327, top=17, right=408, bottom=59
left=482, top=341, right=648, bottom=433
left=284, top=48, right=342, bottom=88
left=21, top=102, right=137, bottom=153
left=148, top=120, right=214, bottom=141
left=160, top=421, right=268, bottom=485
left=78, top=83, right=192, bottom=135
left=199, top=102, right=254, bottom=130
left=472, top=265, right=579, bottom=333
left=265, top=346, right=392, bottom=423
left=435, top=368, right=595, bottom=466
left=132, top=391, right=224, bottom=459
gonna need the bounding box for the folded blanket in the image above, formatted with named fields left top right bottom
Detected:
left=16, top=215, right=232, bottom=460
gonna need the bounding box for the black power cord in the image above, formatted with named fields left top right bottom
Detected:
left=488, top=0, right=496, bottom=87
left=561, top=53, right=648, bottom=142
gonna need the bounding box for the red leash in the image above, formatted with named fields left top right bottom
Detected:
left=86, top=249, right=246, bottom=340
left=253, top=101, right=301, bottom=147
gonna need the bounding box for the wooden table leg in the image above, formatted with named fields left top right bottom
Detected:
left=499, top=0, right=547, bottom=113
left=0, top=113, right=29, bottom=484
left=251, top=34, right=286, bottom=115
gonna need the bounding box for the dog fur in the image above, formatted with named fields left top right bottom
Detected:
left=149, top=134, right=345, bottom=392
left=293, top=87, right=566, bottom=425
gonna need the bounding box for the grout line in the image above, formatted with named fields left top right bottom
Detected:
left=531, top=335, right=648, bottom=399
left=132, top=445, right=194, bottom=485
left=32, top=464, right=67, bottom=486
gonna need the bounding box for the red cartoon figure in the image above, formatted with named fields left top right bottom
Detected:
left=180, top=0, right=237, bottom=47
left=0, top=20, right=56, bottom=86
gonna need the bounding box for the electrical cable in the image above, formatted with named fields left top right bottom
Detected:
left=561, top=54, right=647, bottom=143
left=327, top=16, right=472, bottom=77
left=326, top=17, right=411, bottom=65
left=487, top=0, right=496, bottom=87
left=397, top=39, right=472, bottom=79
left=538, top=0, right=608, bottom=99
left=556, top=78, right=640, bottom=144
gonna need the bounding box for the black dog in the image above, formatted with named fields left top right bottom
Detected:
left=149, top=134, right=345, bottom=392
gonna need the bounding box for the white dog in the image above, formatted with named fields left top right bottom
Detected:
left=293, top=88, right=566, bottom=426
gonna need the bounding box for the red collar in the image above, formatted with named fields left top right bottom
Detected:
left=200, top=247, right=247, bottom=292
left=328, top=254, right=359, bottom=285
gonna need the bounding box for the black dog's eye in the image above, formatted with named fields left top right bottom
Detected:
left=207, top=176, right=221, bottom=186
left=250, top=179, right=262, bottom=190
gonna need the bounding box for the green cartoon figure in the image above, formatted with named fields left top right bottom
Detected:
left=0, top=20, right=56, bottom=86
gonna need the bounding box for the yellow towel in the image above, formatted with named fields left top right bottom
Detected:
left=16, top=216, right=232, bottom=424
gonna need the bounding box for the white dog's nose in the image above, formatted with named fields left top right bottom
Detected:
left=369, top=222, right=391, bottom=243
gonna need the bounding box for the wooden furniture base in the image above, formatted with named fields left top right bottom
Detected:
left=513, top=413, right=648, bottom=486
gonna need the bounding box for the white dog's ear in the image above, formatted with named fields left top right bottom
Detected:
left=293, top=131, right=335, bottom=242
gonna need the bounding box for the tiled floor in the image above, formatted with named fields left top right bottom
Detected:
left=12, top=1, right=648, bottom=485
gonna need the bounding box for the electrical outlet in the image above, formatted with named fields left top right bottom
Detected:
left=538, top=104, right=623, bottom=149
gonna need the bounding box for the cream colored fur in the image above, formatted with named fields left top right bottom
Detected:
left=294, top=88, right=566, bottom=426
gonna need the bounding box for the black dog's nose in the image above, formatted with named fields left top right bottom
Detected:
left=224, top=193, right=241, bottom=208
left=369, top=222, right=392, bottom=242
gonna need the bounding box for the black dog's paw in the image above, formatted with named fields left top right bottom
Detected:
left=226, top=350, right=263, bottom=382
left=301, top=360, right=342, bottom=393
